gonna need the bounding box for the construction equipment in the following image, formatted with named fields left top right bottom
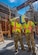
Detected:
left=17, top=0, right=37, bottom=10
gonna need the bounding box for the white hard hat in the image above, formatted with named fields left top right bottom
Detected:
left=11, top=17, right=17, bottom=21
left=25, top=16, right=29, bottom=18
left=16, top=17, right=19, bottom=19
left=12, top=17, right=19, bottom=21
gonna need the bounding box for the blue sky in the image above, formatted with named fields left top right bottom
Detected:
left=0, top=0, right=38, bottom=15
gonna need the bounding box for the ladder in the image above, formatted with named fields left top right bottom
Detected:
left=0, top=23, right=4, bottom=42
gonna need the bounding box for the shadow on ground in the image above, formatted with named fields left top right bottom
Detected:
left=0, top=49, right=32, bottom=55
left=3, top=42, right=14, bottom=49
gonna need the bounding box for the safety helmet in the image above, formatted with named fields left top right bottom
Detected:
left=25, top=15, right=29, bottom=19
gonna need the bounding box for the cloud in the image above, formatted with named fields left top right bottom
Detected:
left=33, top=1, right=38, bottom=11
left=9, top=0, right=15, bottom=3
left=33, top=1, right=38, bottom=5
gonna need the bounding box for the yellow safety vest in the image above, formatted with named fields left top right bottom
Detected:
left=11, top=21, right=22, bottom=33
left=23, top=21, right=35, bottom=33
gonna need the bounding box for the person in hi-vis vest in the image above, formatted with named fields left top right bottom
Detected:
left=23, top=16, right=36, bottom=55
left=9, top=17, right=25, bottom=53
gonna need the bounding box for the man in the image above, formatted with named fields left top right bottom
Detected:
left=23, top=16, right=36, bottom=55
left=9, top=17, right=25, bottom=53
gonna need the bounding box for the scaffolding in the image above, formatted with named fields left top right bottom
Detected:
left=0, top=22, right=4, bottom=42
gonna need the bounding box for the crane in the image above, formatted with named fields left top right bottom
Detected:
left=16, top=0, right=37, bottom=10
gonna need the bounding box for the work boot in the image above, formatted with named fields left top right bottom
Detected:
left=32, top=47, right=36, bottom=55
left=15, top=50, right=19, bottom=55
left=27, top=48, right=31, bottom=52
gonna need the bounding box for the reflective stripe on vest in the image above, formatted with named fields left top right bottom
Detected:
left=24, top=22, right=32, bottom=31
left=13, top=22, right=21, bottom=30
